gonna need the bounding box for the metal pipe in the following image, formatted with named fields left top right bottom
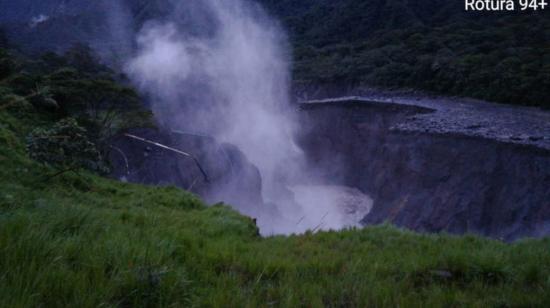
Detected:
left=124, top=133, right=210, bottom=182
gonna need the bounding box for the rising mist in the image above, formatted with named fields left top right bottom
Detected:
left=123, top=0, right=371, bottom=235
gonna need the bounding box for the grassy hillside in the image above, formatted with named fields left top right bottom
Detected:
left=259, top=0, right=550, bottom=108
left=1, top=50, right=550, bottom=307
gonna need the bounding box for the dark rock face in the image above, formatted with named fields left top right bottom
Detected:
left=298, top=102, right=550, bottom=241
left=109, top=128, right=263, bottom=213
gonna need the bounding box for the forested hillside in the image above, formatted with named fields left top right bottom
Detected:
left=260, top=0, right=550, bottom=107
left=1, top=0, right=548, bottom=107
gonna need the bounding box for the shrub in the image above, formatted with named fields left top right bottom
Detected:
left=26, top=118, right=108, bottom=174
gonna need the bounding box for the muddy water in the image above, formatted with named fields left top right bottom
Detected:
left=288, top=185, right=372, bottom=233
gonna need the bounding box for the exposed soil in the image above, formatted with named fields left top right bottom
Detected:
left=297, top=95, right=550, bottom=241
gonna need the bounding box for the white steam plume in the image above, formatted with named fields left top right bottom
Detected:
left=125, top=0, right=371, bottom=235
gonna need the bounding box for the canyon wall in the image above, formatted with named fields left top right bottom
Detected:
left=298, top=102, right=550, bottom=241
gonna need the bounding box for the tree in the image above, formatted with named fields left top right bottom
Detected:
left=0, top=49, right=17, bottom=81
left=64, top=43, right=109, bottom=75
left=26, top=118, right=109, bottom=174
left=45, top=72, right=154, bottom=152
left=0, top=28, right=7, bottom=49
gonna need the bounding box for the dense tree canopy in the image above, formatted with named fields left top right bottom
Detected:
left=0, top=44, right=154, bottom=172
left=259, top=0, right=550, bottom=108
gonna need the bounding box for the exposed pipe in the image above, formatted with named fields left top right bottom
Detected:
left=124, top=133, right=210, bottom=182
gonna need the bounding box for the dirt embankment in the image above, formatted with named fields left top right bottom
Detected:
left=298, top=98, right=550, bottom=241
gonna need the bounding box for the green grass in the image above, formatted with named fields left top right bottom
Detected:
left=1, top=109, right=550, bottom=307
